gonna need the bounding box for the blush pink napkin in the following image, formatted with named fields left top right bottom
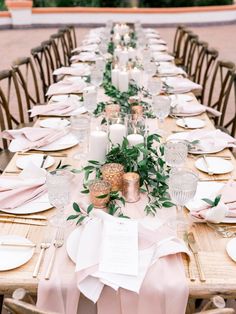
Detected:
left=2, top=127, right=69, bottom=152
left=0, top=178, right=46, bottom=209
left=46, top=79, right=87, bottom=96
left=30, top=102, right=77, bottom=117
left=191, top=180, right=236, bottom=220
left=53, top=65, right=91, bottom=76
left=165, top=77, right=202, bottom=93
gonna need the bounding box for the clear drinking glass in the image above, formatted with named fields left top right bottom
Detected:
left=91, top=69, right=103, bottom=88
left=83, top=87, right=97, bottom=113
left=168, top=168, right=198, bottom=231
left=70, top=115, right=90, bottom=160
left=152, top=95, right=171, bottom=137
left=148, top=76, right=162, bottom=96
left=164, top=139, right=188, bottom=168
left=143, top=60, right=156, bottom=77
left=127, top=114, right=146, bottom=136
left=46, top=170, right=71, bottom=227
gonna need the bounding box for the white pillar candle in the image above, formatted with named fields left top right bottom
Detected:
left=130, top=67, right=141, bottom=87
left=113, top=33, right=121, bottom=45
left=89, top=130, right=108, bottom=163
left=118, top=70, right=129, bottom=93
left=114, top=46, right=122, bottom=59
left=124, top=33, right=130, bottom=45
left=119, top=49, right=129, bottom=67
left=111, top=68, right=119, bottom=89
left=127, top=134, right=144, bottom=146
left=109, top=124, right=127, bottom=146
left=128, top=47, right=136, bottom=60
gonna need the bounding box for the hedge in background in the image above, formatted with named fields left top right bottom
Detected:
left=33, top=0, right=233, bottom=6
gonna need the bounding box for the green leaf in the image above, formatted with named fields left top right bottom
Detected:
left=96, top=194, right=109, bottom=199
left=67, top=214, right=79, bottom=220
left=87, top=204, right=94, bottom=214
left=202, top=198, right=215, bottom=206
left=214, top=194, right=222, bottom=206
left=76, top=216, right=86, bottom=225
left=73, top=202, right=81, bottom=213
left=162, top=201, right=174, bottom=208
left=88, top=160, right=101, bottom=165
left=81, top=189, right=89, bottom=194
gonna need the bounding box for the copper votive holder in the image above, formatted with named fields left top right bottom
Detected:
left=89, top=180, right=111, bottom=208
left=105, top=104, right=120, bottom=118
left=122, top=172, right=140, bottom=203
left=101, top=163, right=124, bottom=191
left=128, top=96, right=141, bottom=104
left=131, top=105, right=143, bottom=117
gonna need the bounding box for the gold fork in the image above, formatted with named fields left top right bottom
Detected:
left=45, top=229, right=64, bottom=280
left=33, top=236, right=51, bottom=278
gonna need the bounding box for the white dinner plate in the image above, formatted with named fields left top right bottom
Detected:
left=16, top=154, right=55, bottom=170
left=195, top=157, right=234, bottom=174
left=63, top=76, right=82, bottom=83
left=186, top=181, right=236, bottom=223
left=176, top=118, right=205, bottom=129
left=168, top=132, right=226, bottom=154
left=39, top=118, right=70, bottom=129
left=0, top=235, right=35, bottom=271
left=35, top=133, right=79, bottom=151
left=50, top=94, right=80, bottom=103
left=0, top=193, right=52, bottom=214
left=66, top=227, right=82, bottom=264
left=226, top=238, right=236, bottom=262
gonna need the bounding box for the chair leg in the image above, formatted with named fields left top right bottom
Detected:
left=0, top=294, right=4, bottom=313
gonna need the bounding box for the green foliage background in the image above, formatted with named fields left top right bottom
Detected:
left=32, top=0, right=233, bottom=7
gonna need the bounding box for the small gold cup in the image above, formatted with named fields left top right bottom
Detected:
left=89, top=180, right=111, bottom=208
left=101, top=163, right=124, bottom=192
left=105, top=104, right=120, bottom=118
left=122, top=172, right=140, bottom=203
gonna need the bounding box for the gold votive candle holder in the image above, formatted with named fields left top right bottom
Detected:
left=122, top=172, right=140, bottom=203
left=131, top=105, right=143, bottom=117
left=101, top=163, right=124, bottom=192
left=89, top=180, right=111, bottom=208
left=105, top=104, right=120, bottom=118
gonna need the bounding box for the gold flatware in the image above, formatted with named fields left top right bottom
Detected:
left=187, top=232, right=206, bottom=282
left=0, top=214, right=47, bottom=221
left=4, top=171, right=21, bottom=174
left=189, top=154, right=232, bottom=160
left=0, top=218, right=47, bottom=226
left=45, top=228, right=64, bottom=280
left=0, top=242, right=36, bottom=248
left=203, top=155, right=213, bottom=176
left=199, top=178, right=234, bottom=182
left=18, top=152, right=68, bottom=157
left=33, top=236, right=51, bottom=278
left=40, top=155, right=48, bottom=168
left=183, top=234, right=196, bottom=281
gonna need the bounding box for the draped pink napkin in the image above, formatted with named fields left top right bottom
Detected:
left=165, top=77, right=202, bottom=93
left=53, top=64, right=91, bottom=77
left=46, top=79, right=87, bottom=96
left=191, top=181, right=236, bottom=222
left=71, top=52, right=99, bottom=63
left=172, top=101, right=221, bottom=117
left=37, top=179, right=189, bottom=314
left=30, top=102, right=78, bottom=117
left=72, top=44, right=99, bottom=53
left=2, top=127, right=69, bottom=152
left=152, top=53, right=174, bottom=62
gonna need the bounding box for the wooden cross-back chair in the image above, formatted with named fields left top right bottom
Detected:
left=181, top=32, right=198, bottom=72
left=206, top=60, right=235, bottom=133
left=173, top=27, right=193, bottom=67
left=172, top=24, right=187, bottom=60
left=195, top=309, right=235, bottom=314
left=194, top=47, right=219, bottom=104
left=31, top=44, right=55, bottom=102
left=186, top=39, right=208, bottom=81
left=12, top=56, right=43, bottom=111
left=50, top=32, right=71, bottom=67
left=4, top=298, right=58, bottom=314
left=58, top=26, right=74, bottom=58
left=67, top=24, right=77, bottom=50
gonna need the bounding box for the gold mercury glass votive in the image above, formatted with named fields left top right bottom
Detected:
left=105, top=104, right=120, bottom=118
left=89, top=180, right=111, bottom=208
left=122, top=172, right=140, bottom=203
left=131, top=105, right=143, bottom=117
left=101, top=163, right=124, bottom=192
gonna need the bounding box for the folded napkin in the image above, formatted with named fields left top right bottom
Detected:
left=170, top=129, right=236, bottom=152
left=164, top=77, right=202, bottom=93
left=152, top=53, right=174, bottom=62
left=146, top=33, right=161, bottom=39
left=71, top=52, right=99, bottom=63
left=149, top=39, right=166, bottom=45
left=72, top=44, right=99, bottom=53
left=158, top=65, right=186, bottom=76
left=171, top=99, right=221, bottom=117
left=30, top=99, right=80, bottom=117
left=82, top=37, right=101, bottom=45
left=53, top=64, right=91, bottom=77
left=0, top=164, right=46, bottom=209
left=2, top=127, right=69, bottom=152
left=149, top=45, right=167, bottom=52
left=46, top=78, right=87, bottom=96
left=191, top=181, right=236, bottom=222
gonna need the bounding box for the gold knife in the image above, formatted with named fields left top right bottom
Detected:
left=0, top=214, right=47, bottom=221
left=183, top=234, right=196, bottom=281
left=0, top=242, right=36, bottom=248
left=0, top=218, right=47, bottom=226
left=187, top=232, right=206, bottom=282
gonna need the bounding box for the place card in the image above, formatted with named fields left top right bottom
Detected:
left=99, top=219, right=138, bottom=276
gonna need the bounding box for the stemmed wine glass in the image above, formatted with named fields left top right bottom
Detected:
left=147, top=76, right=162, bottom=97
left=46, top=170, right=71, bottom=227
left=91, top=68, right=103, bottom=88
left=164, top=139, right=188, bottom=169
left=168, top=167, right=198, bottom=231
left=70, top=115, right=90, bottom=160
left=152, top=95, right=171, bottom=137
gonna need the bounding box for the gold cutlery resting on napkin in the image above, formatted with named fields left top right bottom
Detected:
left=0, top=242, right=36, bottom=248
left=0, top=218, right=47, bottom=226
